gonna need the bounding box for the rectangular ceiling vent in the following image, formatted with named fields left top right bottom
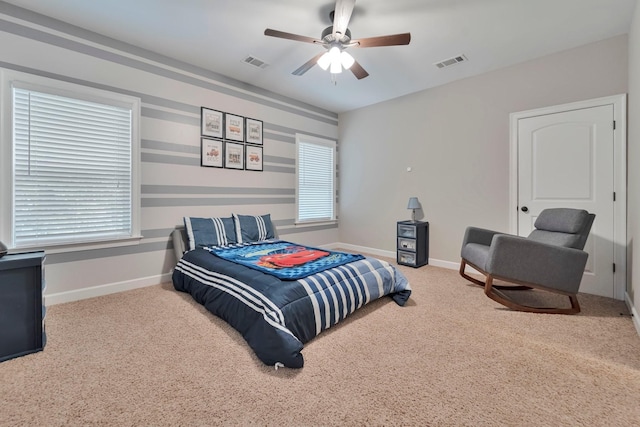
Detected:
left=435, top=54, right=467, bottom=69
left=242, top=55, right=269, bottom=69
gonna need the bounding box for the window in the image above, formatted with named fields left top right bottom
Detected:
left=295, top=134, right=336, bottom=223
left=1, top=70, right=141, bottom=249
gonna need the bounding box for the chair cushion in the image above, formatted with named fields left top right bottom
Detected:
left=534, top=208, right=589, bottom=234
left=526, top=229, right=582, bottom=249
left=461, top=242, right=491, bottom=271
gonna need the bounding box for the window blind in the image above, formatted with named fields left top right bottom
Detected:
left=297, top=138, right=335, bottom=222
left=12, top=87, right=133, bottom=247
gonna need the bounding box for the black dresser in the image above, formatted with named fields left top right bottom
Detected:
left=0, top=251, right=46, bottom=362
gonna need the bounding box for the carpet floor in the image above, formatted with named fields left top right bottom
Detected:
left=1, top=261, right=639, bottom=426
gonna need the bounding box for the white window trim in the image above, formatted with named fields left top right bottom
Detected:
left=295, top=133, right=337, bottom=225
left=0, top=68, right=142, bottom=253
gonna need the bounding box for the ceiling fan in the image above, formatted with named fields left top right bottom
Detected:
left=264, top=0, right=411, bottom=80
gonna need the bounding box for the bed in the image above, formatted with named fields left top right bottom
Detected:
left=171, top=214, right=412, bottom=369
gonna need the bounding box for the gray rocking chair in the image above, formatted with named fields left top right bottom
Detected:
left=459, top=208, right=595, bottom=314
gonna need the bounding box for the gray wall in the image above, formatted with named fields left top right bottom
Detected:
left=628, top=3, right=640, bottom=309
left=0, top=1, right=636, bottom=312
left=0, top=3, right=339, bottom=300
left=338, top=35, right=628, bottom=267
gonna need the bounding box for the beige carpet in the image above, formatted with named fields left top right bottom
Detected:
left=1, top=261, right=640, bottom=426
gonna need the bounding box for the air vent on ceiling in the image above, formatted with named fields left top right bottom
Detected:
left=434, top=54, right=467, bottom=69
left=242, top=55, right=269, bottom=69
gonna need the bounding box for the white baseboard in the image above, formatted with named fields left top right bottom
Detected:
left=325, top=242, right=482, bottom=275
left=325, top=242, right=396, bottom=259
left=45, top=272, right=172, bottom=306
left=625, top=292, right=640, bottom=337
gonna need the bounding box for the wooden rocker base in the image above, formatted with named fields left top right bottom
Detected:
left=459, top=260, right=532, bottom=291
left=459, top=259, right=580, bottom=314
left=484, top=275, right=580, bottom=315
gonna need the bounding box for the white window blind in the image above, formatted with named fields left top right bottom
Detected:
left=296, top=135, right=336, bottom=222
left=12, top=86, right=133, bottom=247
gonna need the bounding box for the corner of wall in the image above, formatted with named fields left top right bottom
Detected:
left=625, top=292, right=640, bottom=336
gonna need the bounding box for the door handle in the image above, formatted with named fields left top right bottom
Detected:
left=521, top=206, right=529, bottom=213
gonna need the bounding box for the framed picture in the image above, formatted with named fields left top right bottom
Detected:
left=245, top=118, right=263, bottom=145
left=201, top=107, right=223, bottom=138
left=201, top=138, right=223, bottom=168
left=245, top=145, right=263, bottom=171
left=224, top=142, right=244, bottom=169
left=225, top=113, right=244, bottom=142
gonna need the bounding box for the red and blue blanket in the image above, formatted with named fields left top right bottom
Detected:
left=209, top=240, right=364, bottom=280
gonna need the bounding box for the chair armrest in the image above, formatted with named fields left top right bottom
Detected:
left=485, top=235, right=588, bottom=293
left=462, top=226, right=505, bottom=247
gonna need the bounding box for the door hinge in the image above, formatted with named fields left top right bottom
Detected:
left=613, top=263, right=616, bottom=273
left=613, top=192, right=616, bottom=201
left=613, top=120, right=616, bottom=130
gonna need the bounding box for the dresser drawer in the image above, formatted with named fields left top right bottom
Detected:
left=397, top=250, right=417, bottom=266
left=397, top=237, right=416, bottom=252
left=397, top=224, right=416, bottom=238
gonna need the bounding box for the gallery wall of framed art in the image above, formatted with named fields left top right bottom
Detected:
left=200, top=107, right=263, bottom=171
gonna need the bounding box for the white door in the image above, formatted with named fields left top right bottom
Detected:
left=517, top=105, right=615, bottom=298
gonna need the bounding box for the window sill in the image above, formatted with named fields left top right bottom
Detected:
left=294, top=220, right=338, bottom=227
left=13, top=235, right=144, bottom=255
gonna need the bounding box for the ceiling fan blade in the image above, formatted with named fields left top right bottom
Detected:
left=332, top=0, right=356, bottom=39
left=292, top=52, right=326, bottom=76
left=349, top=60, right=369, bottom=80
left=264, top=29, right=322, bottom=44
left=353, top=33, right=411, bottom=48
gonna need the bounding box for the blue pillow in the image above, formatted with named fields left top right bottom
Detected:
left=233, top=214, right=275, bottom=243
left=183, top=216, right=237, bottom=250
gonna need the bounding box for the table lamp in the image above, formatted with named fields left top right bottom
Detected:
left=407, top=197, right=421, bottom=222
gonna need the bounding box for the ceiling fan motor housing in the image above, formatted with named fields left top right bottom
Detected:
left=321, top=26, right=352, bottom=44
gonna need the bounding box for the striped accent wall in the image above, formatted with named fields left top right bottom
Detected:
left=0, top=2, right=339, bottom=299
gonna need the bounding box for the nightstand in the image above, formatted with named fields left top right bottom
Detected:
left=397, top=220, right=429, bottom=267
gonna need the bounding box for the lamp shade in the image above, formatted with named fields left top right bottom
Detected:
left=317, top=52, right=331, bottom=70
left=407, top=197, right=421, bottom=210
left=340, top=51, right=355, bottom=69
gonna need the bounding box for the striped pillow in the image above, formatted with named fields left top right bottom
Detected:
left=183, top=216, right=237, bottom=250
left=233, top=214, right=275, bottom=243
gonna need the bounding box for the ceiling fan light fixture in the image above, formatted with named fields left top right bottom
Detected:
left=330, top=59, right=343, bottom=74
left=328, top=46, right=341, bottom=60
left=318, top=45, right=343, bottom=72
left=317, top=52, right=331, bottom=70
left=340, top=51, right=354, bottom=69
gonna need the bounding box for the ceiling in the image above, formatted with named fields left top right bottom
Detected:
left=3, top=0, right=637, bottom=113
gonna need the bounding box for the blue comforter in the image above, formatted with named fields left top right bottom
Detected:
left=172, top=248, right=411, bottom=368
